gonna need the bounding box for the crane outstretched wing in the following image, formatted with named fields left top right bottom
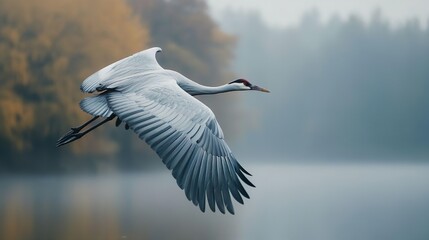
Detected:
left=105, top=79, right=254, bottom=214
left=80, top=47, right=163, bottom=93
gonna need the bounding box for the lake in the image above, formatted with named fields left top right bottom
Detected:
left=1, top=163, right=429, bottom=240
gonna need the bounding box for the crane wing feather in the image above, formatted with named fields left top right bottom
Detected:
left=79, top=94, right=113, bottom=117
left=105, top=80, right=253, bottom=214
left=81, top=47, right=163, bottom=93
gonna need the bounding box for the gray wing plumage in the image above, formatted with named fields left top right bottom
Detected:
left=79, top=93, right=113, bottom=117
left=79, top=47, right=254, bottom=214
left=106, top=78, right=254, bottom=214
left=107, top=79, right=253, bottom=213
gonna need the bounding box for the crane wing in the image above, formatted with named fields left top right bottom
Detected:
left=80, top=47, right=163, bottom=93
left=79, top=93, right=113, bottom=118
left=105, top=79, right=254, bottom=214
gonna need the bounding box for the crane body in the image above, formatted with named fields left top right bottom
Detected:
left=57, top=47, right=269, bottom=214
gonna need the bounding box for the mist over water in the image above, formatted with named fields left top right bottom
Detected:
left=2, top=162, right=429, bottom=240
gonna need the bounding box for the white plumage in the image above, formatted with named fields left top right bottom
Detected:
left=57, top=47, right=269, bottom=214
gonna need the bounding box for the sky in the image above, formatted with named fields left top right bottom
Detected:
left=207, top=0, right=429, bottom=28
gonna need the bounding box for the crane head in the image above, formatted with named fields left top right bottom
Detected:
left=229, top=79, right=270, bottom=93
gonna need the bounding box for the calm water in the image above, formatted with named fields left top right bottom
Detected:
left=1, top=163, right=429, bottom=240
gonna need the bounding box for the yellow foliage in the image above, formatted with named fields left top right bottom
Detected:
left=0, top=92, right=34, bottom=151
left=0, top=0, right=149, bottom=156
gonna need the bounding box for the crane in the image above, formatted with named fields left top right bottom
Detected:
left=57, top=47, right=269, bottom=214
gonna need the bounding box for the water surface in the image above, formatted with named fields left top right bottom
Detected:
left=1, top=163, right=428, bottom=240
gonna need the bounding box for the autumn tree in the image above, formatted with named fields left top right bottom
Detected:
left=0, top=0, right=148, bottom=170
left=0, top=0, right=239, bottom=172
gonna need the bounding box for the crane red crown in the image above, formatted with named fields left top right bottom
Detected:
left=229, top=79, right=251, bottom=87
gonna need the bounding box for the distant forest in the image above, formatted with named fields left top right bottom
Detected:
left=218, top=9, right=429, bottom=160
left=0, top=0, right=238, bottom=172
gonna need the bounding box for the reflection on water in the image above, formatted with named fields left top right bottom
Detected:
left=0, top=172, right=237, bottom=240
left=1, top=163, right=429, bottom=240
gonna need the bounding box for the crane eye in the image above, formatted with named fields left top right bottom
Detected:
left=229, top=79, right=251, bottom=87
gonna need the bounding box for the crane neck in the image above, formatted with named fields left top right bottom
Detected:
left=185, top=84, right=238, bottom=96
left=168, top=70, right=241, bottom=96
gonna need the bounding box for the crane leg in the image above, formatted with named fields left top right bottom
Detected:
left=72, top=116, right=99, bottom=133
left=58, top=116, right=99, bottom=140
left=56, top=114, right=115, bottom=147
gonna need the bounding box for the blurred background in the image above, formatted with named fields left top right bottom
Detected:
left=1, top=0, right=428, bottom=239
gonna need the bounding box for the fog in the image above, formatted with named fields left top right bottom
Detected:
left=217, top=9, right=429, bottom=161
left=208, top=0, right=429, bottom=28
left=1, top=0, right=429, bottom=239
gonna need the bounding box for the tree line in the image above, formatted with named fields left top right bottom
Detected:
left=0, top=0, right=236, bottom=172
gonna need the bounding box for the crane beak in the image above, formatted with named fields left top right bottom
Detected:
left=251, top=85, right=270, bottom=93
